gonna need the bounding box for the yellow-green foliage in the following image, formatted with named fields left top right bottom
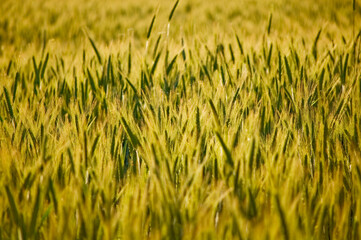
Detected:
left=1, top=0, right=361, bottom=239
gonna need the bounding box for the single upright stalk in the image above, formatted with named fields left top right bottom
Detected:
left=353, top=0, right=356, bottom=68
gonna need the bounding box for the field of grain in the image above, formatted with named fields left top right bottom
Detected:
left=1, top=0, right=361, bottom=239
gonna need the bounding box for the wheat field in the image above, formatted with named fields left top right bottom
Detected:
left=1, top=0, right=361, bottom=239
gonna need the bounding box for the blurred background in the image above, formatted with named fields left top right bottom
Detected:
left=0, top=0, right=359, bottom=52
